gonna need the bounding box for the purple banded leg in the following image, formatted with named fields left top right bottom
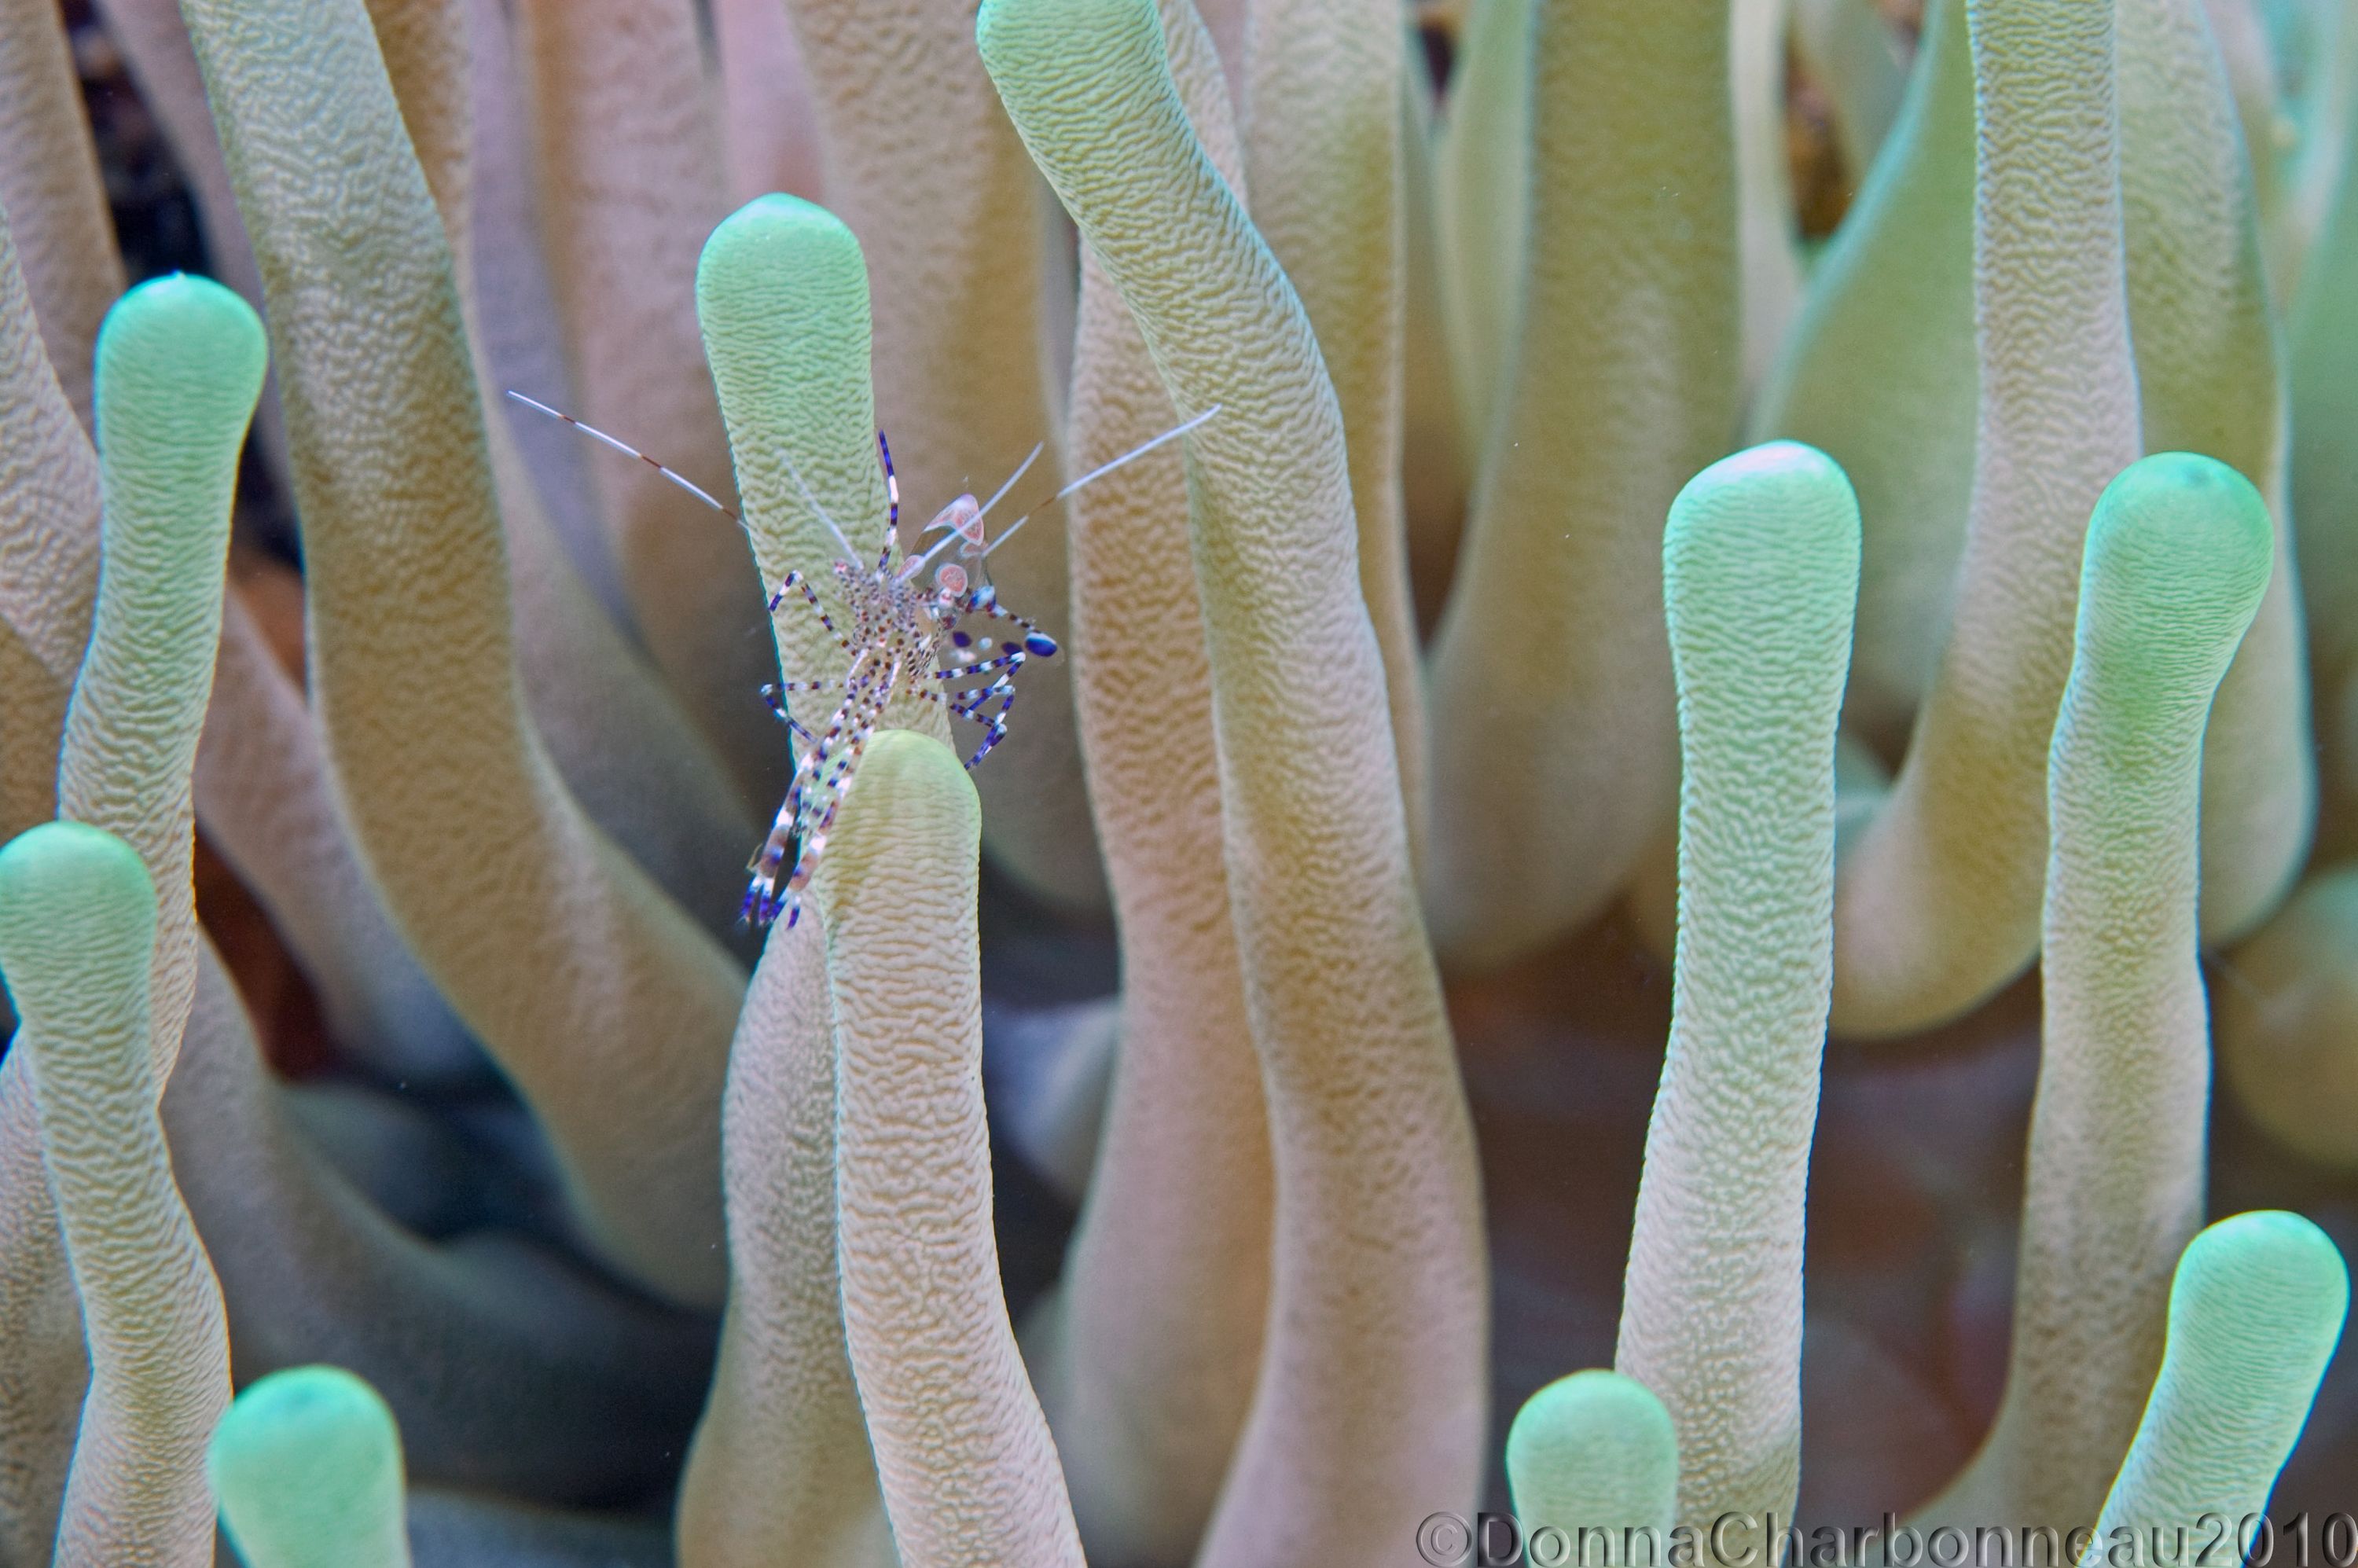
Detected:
left=761, top=680, right=835, bottom=744
left=948, top=676, right=1020, bottom=769
left=935, top=648, right=1028, bottom=682
left=767, top=569, right=855, bottom=655
left=744, top=683, right=865, bottom=925
left=774, top=681, right=891, bottom=918
left=964, top=596, right=1060, bottom=659
left=876, top=431, right=900, bottom=572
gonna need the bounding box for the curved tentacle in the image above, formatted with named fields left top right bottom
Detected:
left=1043, top=6, right=1271, bottom=1559
left=1616, top=442, right=1857, bottom=1533
left=1421, top=0, right=1739, bottom=966
left=1505, top=1372, right=1680, bottom=1562
left=1827, top=0, right=2144, bottom=1036
left=981, top=2, right=1489, bottom=1558
left=176, top=0, right=747, bottom=1303
left=0, top=0, right=123, bottom=429
left=512, top=0, right=781, bottom=816
left=1921, top=455, right=2272, bottom=1527
left=676, top=921, right=887, bottom=1568
left=825, top=728, right=1084, bottom=1568
left=2079, top=1212, right=2348, bottom=1564
left=0, top=823, right=229, bottom=1568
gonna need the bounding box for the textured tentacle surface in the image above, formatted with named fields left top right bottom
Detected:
left=0, top=207, right=100, bottom=843
left=91, top=0, right=292, bottom=531
left=512, top=0, right=780, bottom=817
left=61, top=274, right=266, bottom=1081
left=825, top=728, right=1084, bottom=1568
left=1422, top=0, right=1739, bottom=967
left=1617, top=442, right=1858, bottom=1534
left=696, top=195, right=951, bottom=754
left=1828, top=0, right=2145, bottom=1037
left=0, top=0, right=123, bottom=430
left=178, top=0, right=747, bottom=1304
left=400, top=0, right=764, bottom=935
left=0, top=822, right=229, bottom=1568
left=0, top=1082, right=82, bottom=1567
left=1045, top=9, right=1270, bottom=1560
left=2079, top=1212, right=2348, bottom=1565
left=676, top=923, right=887, bottom=1568
left=1754, top=0, right=1975, bottom=741
left=2120, top=0, right=2312, bottom=943
left=1243, top=0, right=1424, bottom=858
left=1926, top=455, right=2273, bottom=1528
left=0, top=278, right=260, bottom=1566
left=460, top=0, right=623, bottom=620
left=981, top=2, right=1489, bottom=1560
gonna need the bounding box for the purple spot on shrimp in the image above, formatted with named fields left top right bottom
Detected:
left=1025, top=632, right=1059, bottom=657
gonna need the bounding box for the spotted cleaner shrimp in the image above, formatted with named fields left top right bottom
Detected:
left=505, top=389, right=1218, bottom=929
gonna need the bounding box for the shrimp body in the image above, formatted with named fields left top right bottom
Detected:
left=503, top=387, right=1210, bottom=931
left=744, top=536, right=1056, bottom=930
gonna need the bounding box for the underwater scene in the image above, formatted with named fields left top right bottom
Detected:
left=0, top=0, right=2351, bottom=1560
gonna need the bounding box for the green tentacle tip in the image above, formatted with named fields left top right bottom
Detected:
left=94, top=272, right=269, bottom=442
left=1505, top=1371, right=1679, bottom=1549
left=0, top=821, right=157, bottom=982
left=2165, top=1210, right=2347, bottom=1390
left=2088, top=1213, right=2346, bottom=1556
left=1665, top=440, right=1864, bottom=611
left=693, top=193, right=877, bottom=548
left=209, top=1365, right=410, bottom=1568
left=694, top=193, right=865, bottom=323
left=2078, top=453, right=2274, bottom=670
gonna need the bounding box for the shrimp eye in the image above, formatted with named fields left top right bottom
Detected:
left=1024, top=632, right=1060, bottom=658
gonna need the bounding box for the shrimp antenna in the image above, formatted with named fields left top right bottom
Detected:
left=505, top=389, right=863, bottom=566
left=979, top=405, right=1219, bottom=560
left=910, top=439, right=1048, bottom=577
left=972, top=441, right=1045, bottom=527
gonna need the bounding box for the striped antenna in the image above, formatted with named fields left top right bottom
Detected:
left=911, top=439, right=1046, bottom=578
left=504, top=389, right=864, bottom=567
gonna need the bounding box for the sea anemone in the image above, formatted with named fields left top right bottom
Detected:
left=0, top=0, right=2348, bottom=1561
